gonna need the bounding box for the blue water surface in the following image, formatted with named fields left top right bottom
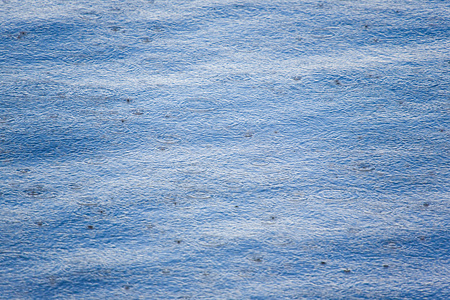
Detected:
left=1, top=0, right=449, bottom=299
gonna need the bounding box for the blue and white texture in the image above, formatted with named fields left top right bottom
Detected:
left=0, top=0, right=449, bottom=298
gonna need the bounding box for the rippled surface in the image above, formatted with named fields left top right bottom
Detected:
left=1, top=0, right=449, bottom=299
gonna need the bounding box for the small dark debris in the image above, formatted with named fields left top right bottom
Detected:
left=124, top=285, right=131, bottom=290
left=126, top=98, right=132, bottom=103
left=87, top=225, right=94, bottom=230
left=25, top=189, right=43, bottom=196
left=17, top=31, right=27, bottom=39
left=423, top=202, right=430, bottom=207
left=158, top=146, right=168, bottom=151
left=419, top=236, right=426, bottom=241
left=234, top=205, right=239, bottom=208
left=270, top=216, right=276, bottom=220
left=121, top=119, right=125, bottom=123
left=320, top=261, right=326, bottom=265
left=253, top=257, right=263, bottom=262
left=292, top=76, right=302, bottom=81
left=334, top=79, right=341, bottom=85
left=244, top=132, right=253, bottom=138
left=176, top=239, right=182, bottom=244
left=383, top=264, right=389, bottom=268
left=36, top=221, right=43, bottom=226
left=343, top=268, right=351, bottom=273
left=356, top=162, right=374, bottom=171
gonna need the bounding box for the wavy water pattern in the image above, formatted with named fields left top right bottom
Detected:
left=0, top=0, right=449, bottom=299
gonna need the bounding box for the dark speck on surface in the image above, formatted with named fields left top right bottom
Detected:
left=17, top=31, right=27, bottom=39
left=253, top=257, right=263, bottom=263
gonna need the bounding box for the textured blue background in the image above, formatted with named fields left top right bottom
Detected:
left=1, top=0, right=449, bottom=298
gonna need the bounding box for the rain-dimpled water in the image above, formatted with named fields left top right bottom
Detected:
left=0, top=0, right=449, bottom=299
